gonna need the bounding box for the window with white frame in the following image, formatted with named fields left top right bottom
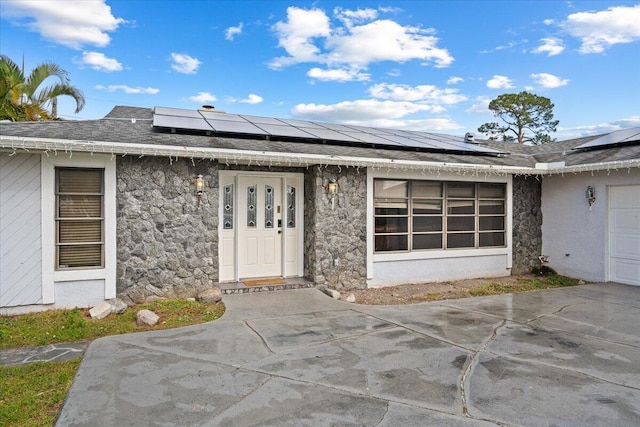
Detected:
left=374, top=179, right=506, bottom=252
left=55, top=168, right=104, bottom=269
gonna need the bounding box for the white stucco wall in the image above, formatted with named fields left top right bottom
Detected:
left=370, top=253, right=510, bottom=287
left=541, top=168, right=640, bottom=282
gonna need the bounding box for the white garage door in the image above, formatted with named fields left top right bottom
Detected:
left=609, top=185, right=640, bottom=286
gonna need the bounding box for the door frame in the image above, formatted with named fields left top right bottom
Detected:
left=218, top=170, right=304, bottom=282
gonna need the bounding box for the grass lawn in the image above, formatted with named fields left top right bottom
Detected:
left=1, top=359, right=80, bottom=427
left=0, top=298, right=225, bottom=426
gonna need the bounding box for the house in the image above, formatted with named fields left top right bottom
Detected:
left=1, top=106, right=639, bottom=314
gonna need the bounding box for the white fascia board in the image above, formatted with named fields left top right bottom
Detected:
left=2, top=135, right=639, bottom=176
left=535, top=161, right=566, bottom=170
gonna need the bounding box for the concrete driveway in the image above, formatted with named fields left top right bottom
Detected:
left=57, top=283, right=640, bottom=426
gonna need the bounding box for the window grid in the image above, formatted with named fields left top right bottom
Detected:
left=374, top=180, right=506, bottom=253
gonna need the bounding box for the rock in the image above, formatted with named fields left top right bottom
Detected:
left=345, top=294, right=356, bottom=303
left=323, top=288, right=341, bottom=299
left=578, top=280, right=586, bottom=285
left=109, top=298, right=128, bottom=314
left=187, top=297, right=196, bottom=302
left=89, top=301, right=113, bottom=320
left=197, top=287, right=222, bottom=303
left=137, top=309, right=159, bottom=326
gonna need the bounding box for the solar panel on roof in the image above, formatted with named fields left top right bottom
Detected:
left=205, top=118, right=269, bottom=135
left=314, top=122, right=358, bottom=132
left=257, top=124, right=317, bottom=138
left=574, top=127, right=640, bottom=150
left=298, top=127, right=361, bottom=142
left=339, top=131, right=404, bottom=146
left=154, top=106, right=202, bottom=118
left=151, top=106, right=505, bottom=155
left=200, top=110, right=247, bottom=122
left=277, top=118, right=326, bottom=129
left=239, top=115, right=287, bottom=125
left=153, top=114, right=212, bottom=131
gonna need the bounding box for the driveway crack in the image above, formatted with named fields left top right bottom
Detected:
left=244, top=320, right=275, bottom=354
left=460, top=319, right=507, bottom=418
left=526, top=301, right=587, bottom=324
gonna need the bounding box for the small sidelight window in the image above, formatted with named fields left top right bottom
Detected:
left=55, top=168, right=104, bottom=269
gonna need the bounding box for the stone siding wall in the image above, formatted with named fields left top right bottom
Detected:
left=304, top=166, right=367, bottom=289
left=512, top=175, right=542, bottom=273
left=116, top=157, right=218, bottom=303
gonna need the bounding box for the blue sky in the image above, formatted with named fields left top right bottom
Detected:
left=1, top=1, right=639, bottom=140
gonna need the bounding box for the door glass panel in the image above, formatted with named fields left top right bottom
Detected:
left=287, top=185, right=296, bottom=228
left=247, top=184, right=257, bottom=227
left=223, top=184, right=234, bottom=229
left=265, top=185, right=274, bottom=228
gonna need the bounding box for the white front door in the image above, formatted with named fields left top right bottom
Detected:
left=609, top=185, right=640, bottom=286
left=237, top=176, right=283, bottom=279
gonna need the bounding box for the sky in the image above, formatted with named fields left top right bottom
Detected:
left=1, top=0, right=639, bottom=140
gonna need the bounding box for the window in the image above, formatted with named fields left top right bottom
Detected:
left=374, top=179, right=506, bottom=252
left=55, top=168, right=104, bottom=269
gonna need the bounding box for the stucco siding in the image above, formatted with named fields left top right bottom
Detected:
left=541, top=168, right=640, bottom=282
left=0, top=153, right=42, bottom=307
left=370, top=254, right=510, bottom=287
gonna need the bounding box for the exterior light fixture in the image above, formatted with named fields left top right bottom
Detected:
left=194, top=175, right=205, bottom=195
left=586, top=186, right=596, bottom=211
left=328, top=180, right=338, bottom=210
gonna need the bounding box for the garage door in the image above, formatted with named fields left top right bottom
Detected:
left=609, top=185, right=640, bottom=286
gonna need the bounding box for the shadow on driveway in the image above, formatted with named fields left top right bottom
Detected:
left=57, top=283, right=640, bottom=426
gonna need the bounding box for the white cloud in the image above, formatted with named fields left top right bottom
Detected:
left=465, top=97, right=491, bottom=114
left=189, top=92, right=217, bottom=103
left=269, top=7, right=331, bottom=69
left=292, top=100, right=461, bottom=131
left=486, top=75, right=514, bottom=89
left=556, top=116, right=640, bottom=139
left=387, top=69, right=401, bottom=77
left=292, top=99, right=444, bottom=122
left=95, top=84, right=159, bottom=94
left=368, top=83, right=466, bottom=105
left=562, top=4, right=640, bottom=53
left=1, top=0, right=124, bottom=49
left=531, top=73, right=569, bottom=88
left=76, top=51, right=122, bottom=72
left=225, top=23, right=243, bottom=41
left=531, top=37, right=565, bottom=56
left=269, top=6, right=453, bottom=70
left=334, top=7, right=378, bottom=27
left=236, top=94, right=264, bottom=104
left=307, top=67, right=371, bottom=82
left=447, top=76, right=463, bottom=85
left=326, top=19, right=453, bottom=68
left=170, top=53, right=201, bottom=74
left=543, top=19, right=555, bottom=26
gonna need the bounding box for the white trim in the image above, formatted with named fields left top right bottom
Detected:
left=41, top=153, right=116, bottom=304
left=218, top=170, right=304, bottom=282
left=4, top=135, right=637, bottom=177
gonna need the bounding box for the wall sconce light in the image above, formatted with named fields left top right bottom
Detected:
left=328, top=180, right=338, bottom=209
left=194, top=174, right=205, bottom=206
left=585, top=186, right=596, bottom=211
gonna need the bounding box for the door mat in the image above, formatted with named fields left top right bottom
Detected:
left=243, top=278, right=286, bottom=286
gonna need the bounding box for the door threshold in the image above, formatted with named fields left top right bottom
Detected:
left=217, top=278, right=314, bottom=294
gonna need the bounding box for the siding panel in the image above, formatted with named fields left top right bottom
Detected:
left=0, top=154, right=43, bottom=307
